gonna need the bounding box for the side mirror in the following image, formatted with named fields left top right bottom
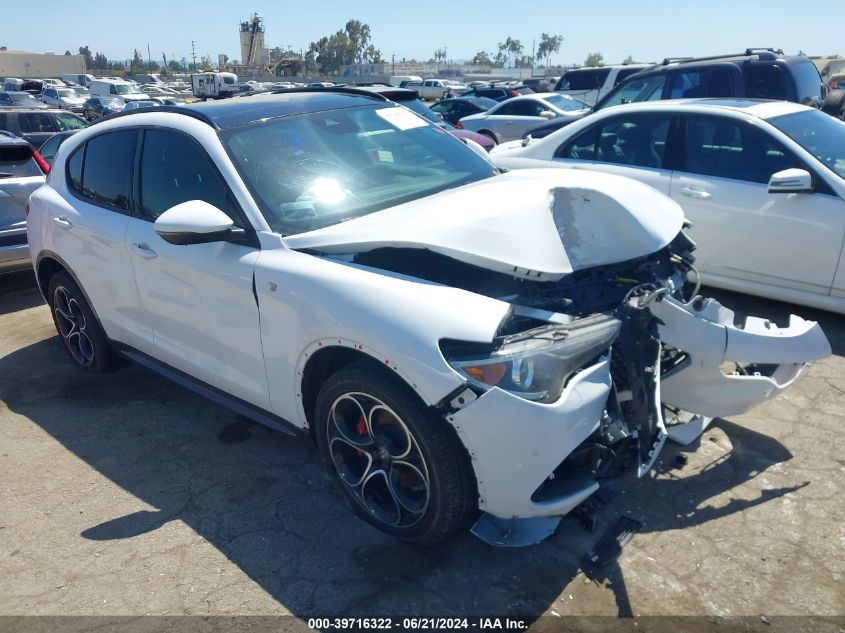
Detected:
left=539, top=110, right=555, bottom=119
left=768, top=168, right=814, bottom=194
left=154, top=200, right=235, bottom=245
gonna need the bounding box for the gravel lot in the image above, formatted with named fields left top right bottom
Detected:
left=1, top=269, right=843, bottom=625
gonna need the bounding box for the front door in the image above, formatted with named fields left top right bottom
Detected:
left=670, top=115, right=845, bottom=293
left=124, top=128, right=269, bottom=408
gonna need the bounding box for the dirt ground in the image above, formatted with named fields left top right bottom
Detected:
left=1, top=269, right=843, bottom=626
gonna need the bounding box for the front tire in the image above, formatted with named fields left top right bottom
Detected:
left=314, top=361, right=477, bottom=544
left=47, top=272, right=118, bottom=372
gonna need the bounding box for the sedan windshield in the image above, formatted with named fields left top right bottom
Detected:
left=10, top=92, right=39, bottom=104
left=543, top=94, right=588, bottom=112
left=769, top=109, right=845, bottom=181
left=221, top=104, right=496, bottom=235
left=57, top=89, right=79, bottom=98
left=115, top=84, right=142, bottom=95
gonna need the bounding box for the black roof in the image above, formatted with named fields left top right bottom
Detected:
left=184, top=90, right=385, bottom=129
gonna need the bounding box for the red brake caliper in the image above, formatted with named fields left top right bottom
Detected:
left=356, top=415, right=368, bottom=456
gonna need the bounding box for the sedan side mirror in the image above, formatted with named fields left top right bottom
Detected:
left=768, top=168, right=814, bottom=194
left=154, top=200, right=234, bottom=245
left=539, top=110, right=556, bottom=119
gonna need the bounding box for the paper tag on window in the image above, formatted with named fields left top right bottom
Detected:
left=375, top=107, right=428, bottom=130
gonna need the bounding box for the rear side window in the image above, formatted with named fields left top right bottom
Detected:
left=0, top=145, right=41, bottom=177
left=0, top=113, right=8, bottom=130
left=79, top=131, right=137, bottom=211
left=67, top=145, right=83, bottom=191
left=138, top=129, right=240, bottom=224
left=556, top=114, right=669, bottom=169
left=744, top=64, right=787, bottom=100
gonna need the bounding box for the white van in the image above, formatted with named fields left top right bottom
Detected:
left=61, top=74, right=96, bottom=88
left=89, top=79, right=150, bottom=102
left=3, top=78, right=24, bottom=92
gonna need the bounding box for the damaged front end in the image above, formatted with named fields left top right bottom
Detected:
left=352, top=229, right=829, bottom=546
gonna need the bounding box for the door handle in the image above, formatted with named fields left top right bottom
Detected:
left=52, top=216, right=73, bottom=229
left=680, top=186, right=712, bottom=200
left=130, top=242, right=157, bottom=259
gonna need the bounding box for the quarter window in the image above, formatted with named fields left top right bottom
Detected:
left=80, top=131, right=137, bottom=211
left=67, top=145, right=83, bottom=192
left=20, top=113, right=56, bottom=134
left=682, top=116, right=800, bottom=184
left=138, top=129, right=241, bottom=225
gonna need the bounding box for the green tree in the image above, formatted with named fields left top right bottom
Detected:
left=64, top=50, right=71, bottom=56
left=514, top=54, right=533, bottom=68
left=93, top=52, right=109, bottom=72
left=78, top=46, right=93, bottom=69
left=168, top=59, right=182, bottom=73
left=308, top=19, right=382, bottom=75
left=584, top=52, right=604, bottom=67
left=536, top=33, right=563, bottom=68
left=622, top=55, right=635, bottom=64
left=470, top=51, right=493, bottom=66
left=498, top=38, right=523, bottom=67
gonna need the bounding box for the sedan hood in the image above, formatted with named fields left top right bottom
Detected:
left=284, top=169, right=685, bottom=281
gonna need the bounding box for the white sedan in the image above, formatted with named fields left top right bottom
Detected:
left=458, top=93, right=589, bottom=143
left=490, top=99, right=845, bottom=314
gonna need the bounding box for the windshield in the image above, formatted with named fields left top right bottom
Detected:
left=393, top=98, right=440, bottom=123
left=10, top=92, right=38, bottom=104
left=57, top=89, right=78, bottom=98
left=769, top=109, right=845, bottom=181
left=221, top=104, right=496, bottom=236
left=543, top=94, right=588, bottom=111
left=115, top=84, right=142, bottom=95
left=101, top=97, right=123, bottom=108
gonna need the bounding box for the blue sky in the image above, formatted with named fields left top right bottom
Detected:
left=2, top=0, right=837, bottom=66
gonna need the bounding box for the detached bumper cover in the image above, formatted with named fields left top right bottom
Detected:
left=450, top=358, right=610, bottom=519
left=650, top=295, right=831, bottom=418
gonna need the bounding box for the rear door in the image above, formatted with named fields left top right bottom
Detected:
left=552, top=112, right=674, bottom=194
left=489, top=100, right=553, bottom=141
left=50, top=130, right=151, bottom=347
left=670, top=114, right=845, bottom=293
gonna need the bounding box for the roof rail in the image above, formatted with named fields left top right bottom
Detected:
left=662, top=48, right=785, bottom=66
left=269, top=86, right=389, bottom=101
left=88, top=105, right=219, bottom=129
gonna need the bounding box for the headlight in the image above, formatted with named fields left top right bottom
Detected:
left=442, top=314, right=620, bottom=403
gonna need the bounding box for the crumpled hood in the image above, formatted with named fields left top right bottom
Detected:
left=284, top=169, right=685, bottom=281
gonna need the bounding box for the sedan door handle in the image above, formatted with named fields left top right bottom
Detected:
left=52, top=216, right=73, bottom=229
left=130, top=242, right=157, bottom=259
left=679, top=186, right=712, bottom=200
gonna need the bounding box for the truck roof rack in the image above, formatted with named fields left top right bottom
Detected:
left=661, top=48, right=785, bottom=66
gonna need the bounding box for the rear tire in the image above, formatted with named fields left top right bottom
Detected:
left=822, top=90, right=845, bottom=118
left=314, top=361, right=477, bottom=544
left=47, top=272, right=118, bottom=373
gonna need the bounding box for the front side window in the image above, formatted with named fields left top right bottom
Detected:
left=669, top=70, right=707, bottom=99
left=138, top=129, right=241, bottom=224
left=79, top=131, right=137, bottom=211
left=221, top=104, right=496, bottom=236
left=496, top=100, right=544, bottom=116
left=682, top=116, right=800, bottom=184
left=744, top=64, right=787, bottom=100
left=543, top=94, right=588, bottom=112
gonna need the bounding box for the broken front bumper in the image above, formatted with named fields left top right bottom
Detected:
left=649, top=295, right=831, bottom=419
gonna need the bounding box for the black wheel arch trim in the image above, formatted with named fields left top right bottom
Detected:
left=35, top=250, right=104, bottom=323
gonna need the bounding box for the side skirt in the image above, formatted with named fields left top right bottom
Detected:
left=112, top=342, right=302, bottom=437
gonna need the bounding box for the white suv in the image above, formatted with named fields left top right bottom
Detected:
left=26, top=90, right=830, bottom=545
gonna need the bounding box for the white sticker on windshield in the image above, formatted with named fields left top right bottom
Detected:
left=375, top=107, right=428, bottom=130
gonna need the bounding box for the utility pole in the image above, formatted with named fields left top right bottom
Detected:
left=531, top=39, right=535, bottom=78
left=147, top=43, right=153, bottom=73
left=162, top=52, right=167, bottom=73
left=191, top=41, right=197, bottom=73
left=392, top=53, right=395, bottom=79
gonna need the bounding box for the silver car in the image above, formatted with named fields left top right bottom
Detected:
left=41, top=87, right=86, bottom=113
left=0, top=133, right=46, bottom=273
left=458, top=93, right=589, bottom=144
